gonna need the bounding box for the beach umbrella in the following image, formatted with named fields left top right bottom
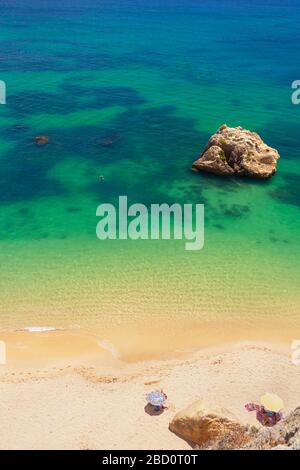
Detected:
left=261, top=393, right=284, bottom=412
left=146, top=391, right=166, bottom=407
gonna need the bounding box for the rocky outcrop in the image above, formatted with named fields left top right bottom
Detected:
left=35, top=135, right=49, bottom=146
left=192, top=124, right=279, bottom=179
left=244, top=407, right=300, bottom=450
left=169, top=399, right=253, bottom=450
left=170, top=401, right=300, bottom=450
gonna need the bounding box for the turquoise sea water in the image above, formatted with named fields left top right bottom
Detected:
left=0, top=0, right=299, bottom=351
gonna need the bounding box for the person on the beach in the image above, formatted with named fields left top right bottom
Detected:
left=159, top=391, right=168, bottom=411
left=245, top=393, right=284, bottom=427
left=245, top=401, right=283, bottom=427
left=256, top=407, right=282, bottom=426
left=146, top=390, right=168, bottom=412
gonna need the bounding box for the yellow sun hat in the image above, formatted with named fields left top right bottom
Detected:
left=261, top=393, right=284, bottom=413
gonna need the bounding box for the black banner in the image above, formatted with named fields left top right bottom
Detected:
left=0, top=449, right=292, bottom=465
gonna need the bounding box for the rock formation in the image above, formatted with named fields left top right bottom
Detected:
left=35, top=135, right=49, bottom=146
left=169, top=399, right=253, bottom=450
left=244, top=407, right=300, bottom=450
left=169, top=401, right=300, bottom=450
left=192, top=124, right=279, bottom=179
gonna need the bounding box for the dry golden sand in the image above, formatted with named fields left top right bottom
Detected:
left=0, top=341, right=299, bottom=450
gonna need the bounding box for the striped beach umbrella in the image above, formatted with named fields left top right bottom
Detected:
left=146, top=391, right=166, bottom=407
left=261, top=393, right=284, bottom=413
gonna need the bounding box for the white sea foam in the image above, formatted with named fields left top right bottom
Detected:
left=21, top=326, right=64, bottom=332
left=98, top=339, right=120, bottom=359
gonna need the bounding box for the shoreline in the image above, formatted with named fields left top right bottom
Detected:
left=0, top=317, right=299, bottom=367
left=0, top=340, right=299, bottom=449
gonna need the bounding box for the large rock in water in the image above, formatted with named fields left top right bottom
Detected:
left=169, top=400, right=252, bottom=450
left=192, top=124, right=280, bottom=179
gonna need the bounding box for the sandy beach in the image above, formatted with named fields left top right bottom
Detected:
left=0, top=340, right=299, bottom=450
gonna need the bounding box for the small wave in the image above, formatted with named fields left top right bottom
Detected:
left=20, top=326, right=64, bottom=333
left=98, top=339, right=120, bottom=359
